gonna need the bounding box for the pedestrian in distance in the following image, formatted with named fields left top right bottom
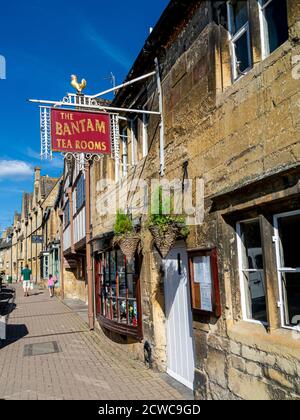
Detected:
left=48, top=274, right=55, bottom=298
left=21, top=264, right=32, bottom=297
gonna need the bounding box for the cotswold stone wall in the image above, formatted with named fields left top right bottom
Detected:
left=91, top=0, right=300, bottom=399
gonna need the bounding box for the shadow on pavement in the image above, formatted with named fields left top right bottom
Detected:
left=0, top=287, right=16, bottom=317
left=0, top=324, right=29, bottom=349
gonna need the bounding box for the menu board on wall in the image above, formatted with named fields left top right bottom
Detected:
left=193, top=256, right=213, bottom=312
left=189, top=249, right=221, bottom=316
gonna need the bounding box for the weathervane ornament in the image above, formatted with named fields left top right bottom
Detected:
left=71, top=75, right=87, bottom=94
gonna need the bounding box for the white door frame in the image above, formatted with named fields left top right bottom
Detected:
left=164, top=241, right=195, bottom=390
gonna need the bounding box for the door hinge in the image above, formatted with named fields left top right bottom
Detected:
left=272, top=236, right=278, bottom=243
left=277, top=301, right=282, bottom=308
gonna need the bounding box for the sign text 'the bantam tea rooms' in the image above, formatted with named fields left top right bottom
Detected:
left=51, top=109, right=111, bottom=155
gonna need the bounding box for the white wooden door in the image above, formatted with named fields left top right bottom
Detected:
left=164, top=241, right=195, bottom=390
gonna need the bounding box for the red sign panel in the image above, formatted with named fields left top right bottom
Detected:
left=51, top=109, right=111, bottom=155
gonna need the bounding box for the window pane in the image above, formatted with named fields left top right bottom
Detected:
left=264, top=0, right=288, bottom=54
left=119, top=299, right=127, bottom=324
left=242, top=271, right=267, bottom=322
left=240, top=221, right=264, bottom=270
left=239, top=220, right=267, bottom=323
left=127, top=258, right=136, bottom=299
left=232, top=0, right=248, bottom=33
left=110, top=298, right=117, bottom=321
left=234, top=32, right=250, bottom=73
left=117, top=250, right=126, bottom=297
left=110, top=251, right=116, bottom=294
left=278, top=214, right=300, bottom=268
left=128, top=300, right=138, bottom=327
left=281, top=273, right=300, bottom=326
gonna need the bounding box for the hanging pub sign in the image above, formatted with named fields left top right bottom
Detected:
left=51, top=109, right=111, bottom=155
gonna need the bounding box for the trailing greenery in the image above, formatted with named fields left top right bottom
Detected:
left=147, top=187, right=190, bottom=237
left=114, top=210, right=134, bottom=236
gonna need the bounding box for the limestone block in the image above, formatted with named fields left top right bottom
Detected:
left=230, top=340, right=241, bottom=357
left=228, top=355, right=246, bottom=373
left=245, top=361, right=263, bottom=378
left=241, top=345, right=276, bottom=366
left=266, top=368, right=294, bottom=391
left=206, top=348, right=227, bottom=389
left=228, top=367, right=270, bottom=400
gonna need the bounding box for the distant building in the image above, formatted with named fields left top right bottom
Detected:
left=10, top=167, right=60, bottom=284
left=0, top=227, right=12, bottom=278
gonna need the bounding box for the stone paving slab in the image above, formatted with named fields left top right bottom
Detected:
left=0, top=284, right=193, bottom=400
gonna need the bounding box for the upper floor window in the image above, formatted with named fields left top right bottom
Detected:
left=227, top=0, right=252, bottom=80
left=142, top=114, right=149, bottom=158
left=64, top=201, right=70, bottom=228
left=120, top=127, right=129, bottom=178
left=259, top=0, right=289, bottom=59
left=76, top=175, right=85, bottom=211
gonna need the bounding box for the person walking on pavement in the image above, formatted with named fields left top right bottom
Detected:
left=48, top=274, right=55, bottom=298
left=21, top=264, right=32, bottom=297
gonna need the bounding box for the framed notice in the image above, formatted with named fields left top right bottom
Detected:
left=188, top=249, right=221, bottom=317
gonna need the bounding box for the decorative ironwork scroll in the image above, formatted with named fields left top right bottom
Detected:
left=40, top=107, right=52, bottom=160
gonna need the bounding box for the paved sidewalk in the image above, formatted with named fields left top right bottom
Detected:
left=0, top=284, right=193, bottom=400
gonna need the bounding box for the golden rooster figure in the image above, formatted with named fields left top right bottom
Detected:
left=71, top=75, right=87, bottom=94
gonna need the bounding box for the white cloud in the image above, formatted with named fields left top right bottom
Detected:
left=0, top=160, right=33, bottom=179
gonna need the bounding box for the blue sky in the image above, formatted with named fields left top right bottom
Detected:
left=0, top=0, right=169, bottom=232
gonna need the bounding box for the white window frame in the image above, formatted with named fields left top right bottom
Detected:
left=273, top=209, right=300, bottom=331
left=237, top=218, right=268, bottom=326
left=43, top=253, right=50, bottom=279
left=142, top=113, right=149, bottom=158
left=227, top=1, right=252, bottom=81
left=258, top=0, right=288, bottom=60
left=130, top=118, right=137, bottom=166
left=120, top=127, right=129, bottom=178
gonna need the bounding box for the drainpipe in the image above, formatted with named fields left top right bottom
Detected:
left=85, top=162, right=94, bottom=330
left=35, top=211, right=38, bottom=284
left=155, top=57, right=165, bottom=177
left=67, top=188, right=75, bottom=254
left=59, top=211, right=65, bottom=300
left=30, top=216, right=33, bottom=272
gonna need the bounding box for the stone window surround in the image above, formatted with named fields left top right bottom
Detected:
left=235, top=206, right=300, bottom=336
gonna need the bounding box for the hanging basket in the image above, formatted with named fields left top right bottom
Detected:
left=114, top=233, right=141, bottom=262
left=149, top=223, right=179, bottom=259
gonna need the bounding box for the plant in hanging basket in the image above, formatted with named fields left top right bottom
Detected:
left=113, top=210, right=140, bottom=262
left=147, top=188, right=189, bottom=258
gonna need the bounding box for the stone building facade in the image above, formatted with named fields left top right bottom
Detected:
left=0, top=228, right=12, bottom=278
left=90, top=0, right=300, bottom=400
left=59, top=159, right=88, bottom=302
left=9, top=167, right=60, bottom=284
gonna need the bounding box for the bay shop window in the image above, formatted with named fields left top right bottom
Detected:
left=237, top=210, right=300, bottom=330
left=95, top=249, right=141, bottom=338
